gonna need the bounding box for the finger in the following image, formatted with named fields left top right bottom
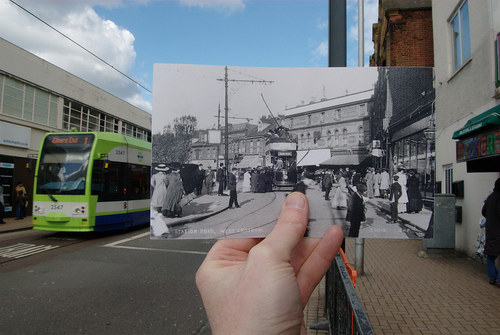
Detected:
left=259, top=192, right=309, bottom=261
left=205, top=238, right=262, bottom=262
left=296, top=225, right=344, bottom=306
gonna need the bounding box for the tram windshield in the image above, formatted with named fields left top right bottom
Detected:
left=36, top=134, right=94, bottom=195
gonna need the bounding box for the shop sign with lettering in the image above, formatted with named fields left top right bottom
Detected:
left=456, top=129, right=500, bottom=162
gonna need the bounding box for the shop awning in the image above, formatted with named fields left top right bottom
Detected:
left=452, top=105, right=500, bottom=139
left=320, top=154, right=369, bottom=166
left=237, top=155, right=261, bottom=169
left=297, top=149, right=331, bottom=167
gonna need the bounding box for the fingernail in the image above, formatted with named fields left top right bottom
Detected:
left=284, top=192, right=307, bottom=210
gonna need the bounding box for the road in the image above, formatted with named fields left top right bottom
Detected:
left=0, top=226, right=214, bottom=334
left=0, top=184, right=428, bottom=334
left=165, top=182, right=426, bottom=240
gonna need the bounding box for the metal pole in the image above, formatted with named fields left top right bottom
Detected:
left=329, top=0, right=346, bottom=67
left=355, top=0, right=365, bottom=275
left=224, top=66, right=229, bottom=177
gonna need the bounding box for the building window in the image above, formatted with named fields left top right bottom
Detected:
left=342, top=129, right=348, bottom=146
left=327, top=130, right=332, bottom=147
left=334, top=129, right=339, bottom=147
left=450, top=0, right=471, bottom=71
left=1, top=76, right=58, bottom=126
left=443, top=164, right=453, bottom=194
left=358, top=126, right=364, bottom=144
left=308, top=115, right=312, bottom=125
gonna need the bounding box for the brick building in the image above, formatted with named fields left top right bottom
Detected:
left=370, top=0, right=434, bottom=67
left=369, top=0, right=436, bottom=201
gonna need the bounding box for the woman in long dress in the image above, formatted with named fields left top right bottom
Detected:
left=162, top=169, right=185, bottom=218
left=332, top=172, right=349, bottom=210
left=406, top=170, right=423, bottom=213
left=242, top=170, right=251, bottom=192
left=374, top=169, right=381, bottom=197
left=365, top=167, right=374, bottom=198
left=396, top=167, right=409, bottom=213
left=151, top=164, right=169, bottom=213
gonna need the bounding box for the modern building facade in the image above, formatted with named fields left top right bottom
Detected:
left=433, top=0, right=500, bottom=258
left=0, top=38, right=151, bottom=217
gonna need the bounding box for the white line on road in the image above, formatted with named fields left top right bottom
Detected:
left=103, top=231, right=207, bottom=255
left=107, top=245, right=207, bottom=255
left=104, top=232, right=150, bottom=247
left=0, top=243, right=59, bottom=259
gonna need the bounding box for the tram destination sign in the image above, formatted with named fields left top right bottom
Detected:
left=456, top=129, right=500, bottom=162
left=47, top=134, right=94, bottom=146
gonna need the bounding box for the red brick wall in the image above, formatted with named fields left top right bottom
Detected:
left=388, top=10, right=434, bottom=67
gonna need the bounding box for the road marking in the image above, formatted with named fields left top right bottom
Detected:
left=0, top=243, right=59, bottom=259
left=107, top=245, right=207, bottom=255
left=103, top=231, right=207, bottom=255
left=104, top=232, right=150, bottom=247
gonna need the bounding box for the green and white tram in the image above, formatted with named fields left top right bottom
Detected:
left=32, top=132, right=151, bottom=232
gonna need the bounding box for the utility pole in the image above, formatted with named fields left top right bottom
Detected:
left=217, top=66, right=273, bottom=176
left=355, top=0, right=366, bottom=276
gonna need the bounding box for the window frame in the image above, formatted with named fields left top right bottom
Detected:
left=450, top=0, right=471, bottom=72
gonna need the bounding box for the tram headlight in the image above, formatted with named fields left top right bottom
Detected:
left=34, top=205, right=44, bottom=214
left=74, top=206, right=86, bottom=214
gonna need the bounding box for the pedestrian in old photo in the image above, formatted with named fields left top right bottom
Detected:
left=195, top=164, right=205, bottom=196
left=150, top=164, right=169, bottom=213
left=365, top=167, right=375, bottom=198
left=204, top=166, right=215, bottom=195
left=242, top=169, right=251, bottom=193
left=374, top=169, right=382, bottom=197
left=395, top=166, right=408, bottom=213
left=482, top=178, right=500, bottom=286
left=163, top=168, right=185, bottom=218
left=389, top=175, right=402, bottom=223
left=332, top=170, right=349, bottom=210
left=216, top=163, right=226, bottom=196
left=228, top=167, right=240, bottom=209
left=323, top=170, right=333, bottom=200
left=406, top=169, right=423, bottom=213
left=379, top=168, right=391, bottom=199
left=250, top=169, right=258, bottom=193
left=346, top=183, right=367, bottom=237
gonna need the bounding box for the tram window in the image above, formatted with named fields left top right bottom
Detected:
left=91, top=161, right=127, bottom=201
left=129, top=164, right=150, bottom=200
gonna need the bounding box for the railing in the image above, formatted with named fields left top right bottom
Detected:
left=325, top=250, right=374, bottom=335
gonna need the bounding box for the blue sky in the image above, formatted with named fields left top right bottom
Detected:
left=0, top=0, right=377, bottom=114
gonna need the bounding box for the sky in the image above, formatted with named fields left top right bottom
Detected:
left=153, top=64, right=378, bottom=134
left=0, top=0, right=378, bottom=116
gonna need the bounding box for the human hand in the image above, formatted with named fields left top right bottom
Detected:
left=196, top=192, right=344, bottom=334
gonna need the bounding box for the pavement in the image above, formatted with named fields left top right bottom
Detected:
left=2, top=193, right=499, bottom=335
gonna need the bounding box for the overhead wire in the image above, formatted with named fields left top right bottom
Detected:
left=9, top=0, right=152, bottom=94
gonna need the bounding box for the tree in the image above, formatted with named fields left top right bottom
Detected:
left=152, top=115, right=198, bottom=163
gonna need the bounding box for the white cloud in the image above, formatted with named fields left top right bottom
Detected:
left=314, top=40, right=329, bottom=57
left=0, top=0, right=151, bottom=112
left=178, top=0, right=245, bottom=15
left=316, top=18, right=328, bottom=31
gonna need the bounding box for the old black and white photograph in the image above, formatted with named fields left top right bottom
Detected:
left=150, top=64, right=435, bottom=240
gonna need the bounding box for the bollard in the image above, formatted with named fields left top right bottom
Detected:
left=355, top=237, right=364, bottom=275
